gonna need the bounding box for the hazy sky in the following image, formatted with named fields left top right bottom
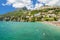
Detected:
left=0, top=0, right=60, bottom=14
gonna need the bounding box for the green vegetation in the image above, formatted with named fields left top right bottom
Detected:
left=0, top=6, right=60, bottom=22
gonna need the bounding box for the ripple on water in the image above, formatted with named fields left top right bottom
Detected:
left=0, top=22, right=60, bottom=40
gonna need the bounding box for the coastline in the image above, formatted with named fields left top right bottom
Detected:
left=43, top=21, right=60, bottom=27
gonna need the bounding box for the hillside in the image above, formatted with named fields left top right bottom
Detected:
left=0, top=6, right=60, bottom=22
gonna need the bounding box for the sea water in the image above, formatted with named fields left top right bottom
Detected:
left=0, top=21, right=60, bottom=40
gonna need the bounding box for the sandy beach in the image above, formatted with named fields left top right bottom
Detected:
left=43, top=21, right=60, bottom=27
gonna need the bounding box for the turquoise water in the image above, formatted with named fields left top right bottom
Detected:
left=0, top=22, right=60, bottom=40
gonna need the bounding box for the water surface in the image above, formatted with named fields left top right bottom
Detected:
left=0, top=22, right=60, bottom=40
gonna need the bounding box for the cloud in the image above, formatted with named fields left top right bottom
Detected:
left=37, top=0, right=60, bottom=6
left=46, top=0, right=59, bottom=6
left=2, top=0, right=60, bottom=10
left=34, top=3, right=43, bottom=9
left=2, top=0, right=34, bottom=10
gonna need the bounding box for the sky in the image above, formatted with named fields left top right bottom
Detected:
left=0, top=0, right=60, bottom=14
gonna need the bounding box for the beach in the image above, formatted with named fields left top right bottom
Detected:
left=43, top=21, right=60, bottom=27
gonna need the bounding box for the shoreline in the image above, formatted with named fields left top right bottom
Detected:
left=0, top=21, right=60, bottom=27
left=43, top=21, right=60, bottom=27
